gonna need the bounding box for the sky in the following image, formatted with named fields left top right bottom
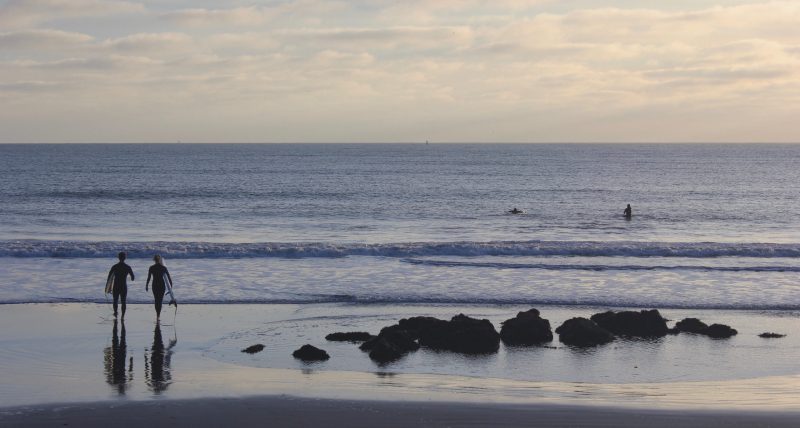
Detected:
left=0, top=0, right=798, bottom=143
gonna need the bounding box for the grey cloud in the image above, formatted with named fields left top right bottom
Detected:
left=0, top=80, right=65, bottom=93
left=0, top=30, right=93, bottom=50
left=101, top=32, right=193, bottom=53
left=0, top=0, right=144, bottom=28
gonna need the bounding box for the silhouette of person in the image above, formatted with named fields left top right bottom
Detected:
left=103, top=319, right=132, bottom=395
left=144, top=322, right=176, bottom=394
left=145, top=254, right=173, bottom=320
left=623, top=204, right=632, bottom=219
left=509, top=208, right=523, bottom=214
left=107, top=252, right=134, bottom=318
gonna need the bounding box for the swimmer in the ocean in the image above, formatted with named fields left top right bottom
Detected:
left=509, top=208, right=523, bottom=214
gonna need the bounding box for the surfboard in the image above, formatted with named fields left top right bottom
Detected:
left=163, top=272, right=177, bottom=306
left=105, top=275, right=114, bottom=294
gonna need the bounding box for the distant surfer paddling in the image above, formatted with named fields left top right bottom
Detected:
left=623, top=204, right=632, bottom=219
left=107, top=252, right=134, bottom=319
left=146, top=255, right=176, bottom=320
left=508, top=207, right=523, bottom=214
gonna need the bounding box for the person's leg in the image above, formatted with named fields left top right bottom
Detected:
left=120, top=286, right=127, bottom=318
left=113, top=290, right=119, bottom=317
left=153, top=285, right=165, bottom=319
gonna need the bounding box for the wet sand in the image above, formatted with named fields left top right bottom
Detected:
left=4, top=396, right=800, bottom=428
left=1, top=303, right=799, bottom=426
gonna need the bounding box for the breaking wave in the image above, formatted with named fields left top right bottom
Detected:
left=3, top=239, right=800, bottom=259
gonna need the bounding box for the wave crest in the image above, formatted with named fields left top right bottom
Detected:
left=3, top=239, right=800, bottom=259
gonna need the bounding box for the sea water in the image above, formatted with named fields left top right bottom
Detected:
left=1, top=143, right=800, bottom=308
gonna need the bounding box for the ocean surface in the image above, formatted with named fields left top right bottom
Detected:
left=2, top=143, right=800, bottom=308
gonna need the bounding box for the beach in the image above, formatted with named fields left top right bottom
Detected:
left=1, top=303, right=798, bottom=426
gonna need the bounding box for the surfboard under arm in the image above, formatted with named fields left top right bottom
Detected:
left=105, top=275, right=114, bottom=294
left=163, top=273, right=176, bottom=302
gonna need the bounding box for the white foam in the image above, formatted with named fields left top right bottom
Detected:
left=3, top=239, right=800, bottom=259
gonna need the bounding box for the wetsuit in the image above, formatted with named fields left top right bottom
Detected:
left=147, top=264, right=172, bottom=316
left=108, top=262, right=134, bottom=316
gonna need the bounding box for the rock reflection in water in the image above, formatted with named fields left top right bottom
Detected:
left=144, top=322, right=176, bottom=394
left=103, top=319, right=133, bottom=395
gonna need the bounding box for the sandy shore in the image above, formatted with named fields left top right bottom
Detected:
left=3, top=396, right=800, bottom=428
left=1, top=302, right=799, bottom=427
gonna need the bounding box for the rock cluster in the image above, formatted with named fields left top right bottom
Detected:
left=281, top=309, right=746, bottom=362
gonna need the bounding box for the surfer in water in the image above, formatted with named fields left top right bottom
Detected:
left=624, top=204, right=632, bottom=219
left=107, top=252, right=134, bottom=319
left=145, top=255, right=173, bottom=320
left=508, top=207, right=523, bottom=214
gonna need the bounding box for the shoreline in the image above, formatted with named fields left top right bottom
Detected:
left=3, top=396, right=800, bottom=428
left=1, top=303, right=798, bottom=414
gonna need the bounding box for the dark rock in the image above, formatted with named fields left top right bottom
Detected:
left=500, top=308, right=553, bottom=346
left=292, top=344, right=330, bottom=361
left=396, top=316, right=448, bottom=339
left=704, top=324, right=738, bottom=339
left=674, top=318, right=708, bottom=334
left=359, top=324, right=421, bottom=363
left=555, top=317, right=614, bottom=347
left=367, top=337, right=406, bottom=363
left=325, top=332, right=375, bottom=342
left=375, top=326, right=420, bottom=352
left=759, top=332, right=786, bottom=338
left=418, top=314, right=500, bottom=354
left=590, top=310, right=669, bottom=337
left=241, top=344, right=265, bottom=354
left=672, top=318, right=737, bottom=339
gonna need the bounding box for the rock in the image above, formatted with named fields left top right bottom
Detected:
left=674, top=318, right=708, bottom=334
left=672, top=318, right=738, bottom=339
left=590, top=310, right=669, bottom=337
left=325, top=332, right=375, bottom=342
left=292, top=344, right=330, bottom=361
left=396, top=316, right=448, bottom=339
left=759, top=332, right=786, bottom=338
left=500, top=308, right=553, bottom=346
left=704, top=324, right=738, bottom=339
left=241, top=344, right=265, bottom=354
left=418, top=314, right=501, bottom=354
left=359, top=324, right=420, bottom=363
left=555, top=317, right=614, bottom=347
left=366, top=337, right=407, bottom=363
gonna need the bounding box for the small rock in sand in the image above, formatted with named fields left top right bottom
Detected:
left=241, top=344, right=265, bottom=354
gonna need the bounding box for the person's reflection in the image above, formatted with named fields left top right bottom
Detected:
left=103, top=319, right=133, bottom=395
left=144, top=322, right=176, bottom=394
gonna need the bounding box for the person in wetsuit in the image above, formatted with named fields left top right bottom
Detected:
left=145, top=254, right=173, bottom=320
left=107, top=252, right=134, bottom=318
left=624, top=204, right=632, bottom=219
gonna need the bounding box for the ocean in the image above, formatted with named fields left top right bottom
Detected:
left=2, top=143, right=800, bottom=308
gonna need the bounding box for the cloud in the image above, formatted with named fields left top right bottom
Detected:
left=0, top=30, right=93, bottom=50
left=160, top=6, right=274, bottom=27
left=0, top=0, right=144, bottom=29
left=100, top=32, right=193, bottom=54
left=2, top=1, right=800, bottom=142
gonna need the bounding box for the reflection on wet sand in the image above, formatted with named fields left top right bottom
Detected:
left=103, top=320, right=133, bottom=395
left=145, top=322, right=177, bottom=394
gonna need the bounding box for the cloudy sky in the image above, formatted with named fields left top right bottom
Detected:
left=1, top=0, right=798, bottom=143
